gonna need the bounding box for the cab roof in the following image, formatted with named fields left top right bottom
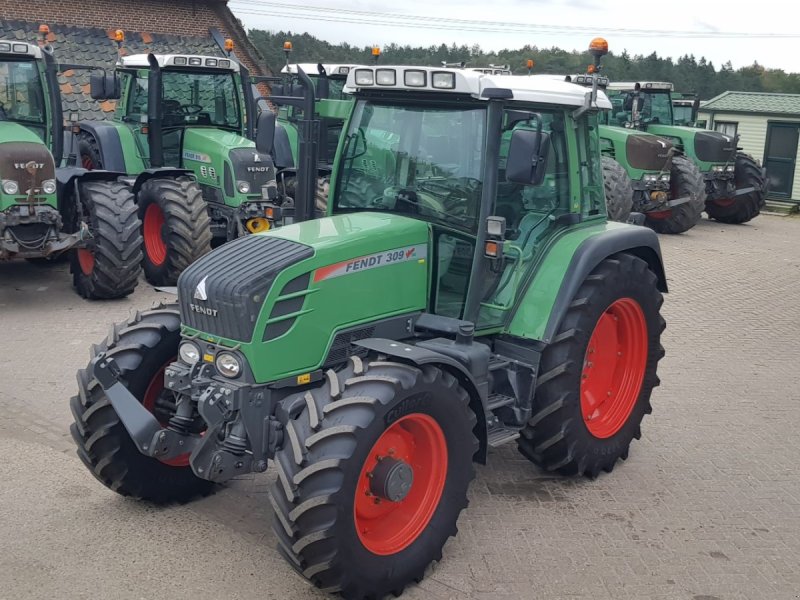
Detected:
left=0, top=40, right=43, bottom=59
left=344, top=67, right=612, bottom=109
left=120, top=54, right=239, bottom=72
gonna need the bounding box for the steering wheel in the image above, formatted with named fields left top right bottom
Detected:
left=178, top=104, right=204, bottom=116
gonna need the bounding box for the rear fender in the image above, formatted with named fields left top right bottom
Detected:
left=76, top=122, right=127, bottom=172
left=354, top=338, right=490, bottom=464
left=541, top=226, right=667, bottom=343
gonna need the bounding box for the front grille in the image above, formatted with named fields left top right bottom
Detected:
left=178, top=235, right=314, bottom=342
left=230, top=148, right=277, bottom=193
left=694, top=131, right=736, bottom=163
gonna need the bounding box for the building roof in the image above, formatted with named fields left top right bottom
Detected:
left=0, top=19, right=228, bottom=121
left=344, top=68, right=613, bottom=109
left=700, top=91, right=800, bottom=115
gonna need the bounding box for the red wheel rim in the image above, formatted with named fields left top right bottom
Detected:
left=714, top=198, right=736, bottom=207
left=142, top=358, right=191, bottom=467
left=580, top=298, right=648, bottom=439
left=354, top=413, right=447, bottom=555
left=143, top=203, right=167, bottom=266
left=81, top=154, right=94, bottom=170
left=77, top=248, right=94, bottom=275
left=646, top=209, right=670, bottom=220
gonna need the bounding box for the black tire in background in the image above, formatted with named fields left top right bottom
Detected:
left=70, top=180, right=142, bottom=299
left=518, top=253, right=665, bottom=478
left=69, top=304, right=214, bottom=503
left=705, top=152, right=765, bottom=224
left=137, top=176, right=212, bottom=286
left=270, top=355, right=478, bottom=599
left=646, top=155, right=705, bottom=234
left=601, top=156, right=634, bottom=223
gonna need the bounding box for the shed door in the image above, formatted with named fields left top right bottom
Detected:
left=764, top=122, right=799, bottom=198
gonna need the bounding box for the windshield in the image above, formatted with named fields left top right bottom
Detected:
left=673, top=104, right=693, bottom=126
left=310, top=75, right=347, bottom=100
left=0, top=59, right=46, bottom=133
left=128, top=69, right=241, bottom=129
left=607, top=89, right=673, bottom=127
left=333, top=101, right=486, bottom=233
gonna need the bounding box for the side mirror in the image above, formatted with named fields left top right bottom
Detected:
left=90, top=72, right=121, bottom=100
left=256, top=110, right=276, bottom=154
left=506, top=129, right=551, bottom=186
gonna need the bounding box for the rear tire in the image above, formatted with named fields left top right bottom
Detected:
left=69, top=303, right=213, bottom=503
left=270, top=356, right=477, bottom=599
left=76, top=132, right=102, bottom=170
left=705, top=152, right=765, bottom=224
left=646, top=155, right=704, bottom=234
left=517, top=253, right=665, bottom=477
left=70, top=180, right=143, bottom=299
left=137, top=176, right=212, bottom=286
left=601, top=156, right=634, bottom=223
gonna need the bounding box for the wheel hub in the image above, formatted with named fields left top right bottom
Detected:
left=369, top=457, right=414, bottom=502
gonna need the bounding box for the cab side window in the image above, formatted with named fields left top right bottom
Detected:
left=495, top=110, right=569, bottom=243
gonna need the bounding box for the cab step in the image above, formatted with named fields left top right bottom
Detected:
left=487, top=425, right=520, bottom=447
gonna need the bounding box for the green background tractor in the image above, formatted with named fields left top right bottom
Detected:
left=71, top=60, right=668, bottom=598
left=566, top=74, right=706, bottom=234
left=605, top=81, right=766, bottom=224
left=78, top=47, right=283, bottom=284
left=0, top=36, right=141, bottom=298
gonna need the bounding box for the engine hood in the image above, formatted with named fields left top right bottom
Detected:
left=599, top=125, right=672, bottom=176
left=646, top=124, right=736, bottom=165
left=0, top=135, right=56, bottom=209
left=177, top=212, right=431, bottom=382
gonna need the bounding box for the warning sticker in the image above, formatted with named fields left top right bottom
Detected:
left=313, top=244, right=427, bottom=282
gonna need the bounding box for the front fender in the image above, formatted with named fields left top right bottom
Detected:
left=132, top=168, right=194, bottom=194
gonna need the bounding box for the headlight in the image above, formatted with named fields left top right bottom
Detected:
left=237, top=180, right=251, bottom=194
left=725, top=165, right=735, bottom=172
left=404, top=70, right=426, bottom=87
left=179, top=341, right=201, bottom=365
left=2, top=180, right=19, bottom=195
left=355, top=69, right=374, bottom=85
left=431, top=72, right=455, bottom=89
left=659, top=173, right=670, bottom=182
left=643, top=174, right=658, bottom=183
left=216, top=352, right=241, bottom=378
left=42, top=179, right=56, bottom=194
left=712, top=165, right=725, bottom=172
left=375, top=69, right=396, bottom=86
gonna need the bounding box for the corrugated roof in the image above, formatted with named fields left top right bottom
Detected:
left=701, top=90, right=800, bottom=115
left=0, top=20, right=224, bottom=121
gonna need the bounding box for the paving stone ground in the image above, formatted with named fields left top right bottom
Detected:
left=0, top=214, right=798, bottom=600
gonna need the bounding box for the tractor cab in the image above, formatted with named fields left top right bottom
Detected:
left=471, top=64, right=513, bottom=76
left=672, top=92, right=701, bottom=127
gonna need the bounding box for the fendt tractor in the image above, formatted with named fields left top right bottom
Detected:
left=77, top=33, right=288, bottom=284
left=605, top=81, right=766, bottom=224
left=565, top=73, right=705, bottom=233
left=0, top=31, right=142, bottom=298
left=71, top=39, right=668, bottom=599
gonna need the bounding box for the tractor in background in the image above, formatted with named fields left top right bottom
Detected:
left=0, top=30, right=142, bottom=298
left=566, top=73, right=705, bottom=233
left=77, top=33, right=292, bottom=285
left=605, top=81, right=766, bottom=224
left=71, top=38, right=668, bottom=599
left=672, top=92, right=701, bottom=127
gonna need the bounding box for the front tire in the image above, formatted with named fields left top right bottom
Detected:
left=137, top=176, right=212, bottom=286
left=646, top=155, right=705, bottom=234
left=270, top=356, right=477, bottom=599
left=601, top=156, right=634, bottom=223
left=69, top=303, right=213, bottom=503
left=705, top=152, right=765, bottom=224
left=70, top=180, right=143, bottom=299
left=518, top=253, right=665, bottom=477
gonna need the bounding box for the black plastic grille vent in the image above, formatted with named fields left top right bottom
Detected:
left=263, top=273, right=311, bottom=341
left=178, top=235, right=313, bottom=342
left=325, top=325, right=376, bottom=366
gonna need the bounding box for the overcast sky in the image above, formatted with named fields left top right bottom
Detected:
left=230, top=0, right=796, bottom=73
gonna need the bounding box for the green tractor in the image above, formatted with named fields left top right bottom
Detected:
left=672, top=92, right=701, bottom=127
left=71, top=47, right=668, bottom=598
left=0, top=36, right=142, bottom=298
left=77, top=37, right=288, bottom=284
left=566, top=73, right=705, bottom=233
left=605, top=81, right=766, bottom=224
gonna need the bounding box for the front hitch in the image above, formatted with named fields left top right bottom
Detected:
left=91, top=353, right=201, bottom=461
